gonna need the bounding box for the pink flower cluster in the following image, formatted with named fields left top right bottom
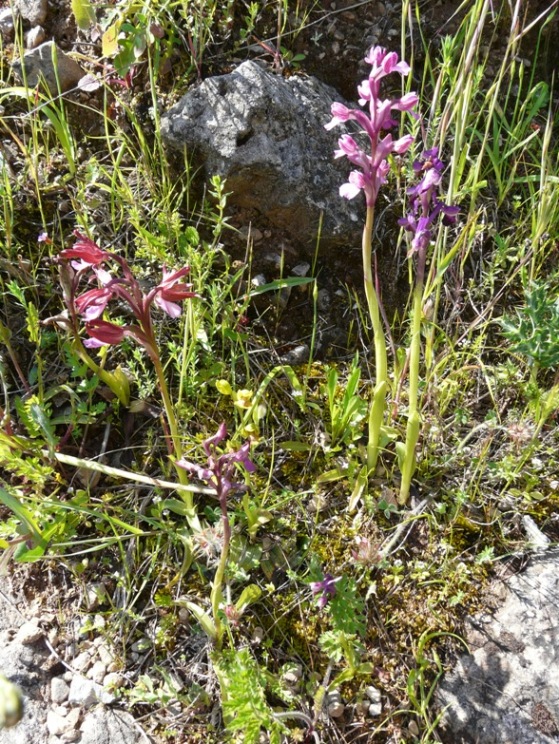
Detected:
left=57, top=231, right=196, bottom=358
left=325, top=46, right=418, bottom=207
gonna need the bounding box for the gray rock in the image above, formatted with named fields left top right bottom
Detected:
left=14, top=0, right=47, bottom=26
left=68, top=675, right=116, bottom=707
left=278, top=344, right=310, bottom=365
left=16, top=620, right=43, bottom=645
left=0, top=593, right=49, bottom=744
left=0, top=8, right=15, bottom=39
left=12, top=42, right=84, bottom=94
left=79, top=708, right=149, bottom=744
left=25, top=25, right=46, bottom=49
left=161, top=61, right=362, bottom=255
left=46, top=710, right=70, bottom=737
left=50, top=677, right=70, bottom=704
left=437, top=550, right=559, bottom=743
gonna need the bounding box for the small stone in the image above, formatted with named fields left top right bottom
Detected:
left=87, top=661, right=107, bottom=684
left=251, top=627, right=265, bottom=645
left=278, top=344, right=309, bottom=365
left=283, top=664, right=303, bottom=685
left=408, top=719, right=420, bottom=736
left=368, top=701, right=382, bottom=717
left=64, top=708, right=81, bottom=729
left=47, top=710, right=69, bottom=736
left=95, top=642, right=114, bottom=666
left=14, top=0, right=47, bottom=26
left=68, top=675, right=116, bottom=707
left=0, top=8, right=15, bottom=39
left=51, top=677, right=70, bottom=704
left=364, top=685, right=381, bottom=703
left=12, top=42, right=84, bottom=94
left=16, top=620, right=43, bottom=645
left=25, top=25, right=45, bottom=48
left=328, top=701, right=345, bottom=718
left=103, top=672, right=125, bottom=690
left=92, top=614, right=106, bottom=630
left=292, top=262, right=310, bottom=277
left=251, top=273, right=267, bottom=288
left=71, top=650, right=92, bottom=673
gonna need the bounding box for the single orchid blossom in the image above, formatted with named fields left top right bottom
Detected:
left=75, top=287, right=114, bottom=321
left=310, top=573, right=338, bottom=609
left=151, top=267, right=196, bottom=318
left=58, top=231, right=111, bottom=268
left=82, top=319, right=126, bottom=348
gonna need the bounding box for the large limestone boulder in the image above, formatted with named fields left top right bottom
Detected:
left=437, top=549, right=559, bottom=743
left=161, top=61, right=363, bottom=255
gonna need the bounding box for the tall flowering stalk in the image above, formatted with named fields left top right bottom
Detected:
left=326, top=47, right=417, bottom=472
left=176, top=423, right=255, bottom=647
left=54, top=230, right=197, bottom=506
left=398, top=149, right=459, bottom=503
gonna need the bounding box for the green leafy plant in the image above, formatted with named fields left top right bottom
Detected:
left=500, top=280, right=559, bottom=376
left=214, top=647, right=288, bottom=744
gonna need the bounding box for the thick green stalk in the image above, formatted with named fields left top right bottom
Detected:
left=362, top=205, right=388, bottom=472
left=151, top=357, right=189, bottom=483
left=399, top=268, right=424, bottom=504
left=210, top=508, right=231, bottom=650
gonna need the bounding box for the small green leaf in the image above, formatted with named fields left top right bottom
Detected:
left=181, top=600, right=217, bottom=640
left=71, top=0, right=96, bottom=30
left=102, top=22, right=120, bottom=57
left=235, top=584, right=262, bottom=614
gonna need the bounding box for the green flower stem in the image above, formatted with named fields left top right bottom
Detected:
left=399, top=262, right=425, bottom=505
left=151, top=357, right=188, bottom=484
left=210, top=507, right=231, bottom=650
left=362, top=204, right=388, bottom=472
left=153, top=360, right=201, bottom=530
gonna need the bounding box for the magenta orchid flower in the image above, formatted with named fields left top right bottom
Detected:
left=326, top=46, right=418, bottom=207
left=56, top=230, right=197, bottom=359
left=82, top=319, right=127, bottom=348
left=58, top=233, right=110, bottom=267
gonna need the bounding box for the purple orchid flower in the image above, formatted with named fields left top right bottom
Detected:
left=398, top=148, right=460, bottom=261
left=325, top=46, right=418, bottom=207
left=176, top=423, right=256, bottom=504
left=310, top=573, right=338, bottom=609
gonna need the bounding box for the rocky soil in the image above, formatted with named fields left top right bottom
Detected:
left=2, top=0, right=559, bottom=743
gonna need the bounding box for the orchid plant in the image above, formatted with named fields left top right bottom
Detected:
left=54, top=230, right=197, bottom=506
left=398, top=149, right=459, bottom=502
left=325, top=47, right=417, bottom=473
left=327, top=47, right=458, bottom=503
left=176, top=423, right=256, bottom=647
